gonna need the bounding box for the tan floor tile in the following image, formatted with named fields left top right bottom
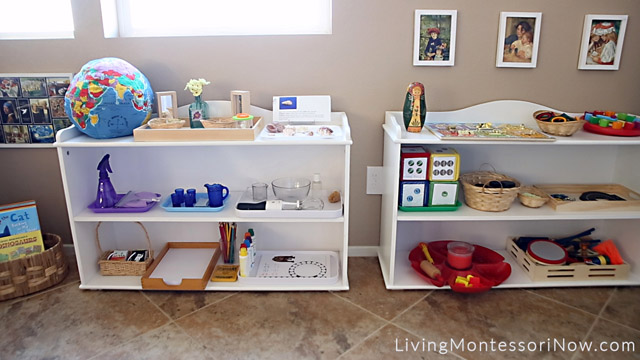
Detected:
left=601, top=287, right=640, bottom=331
left=574, top=318, right=640, bottom=359
left=0, top=285, right=169, bottom=360
left=92, top=323, right=216, bottom=360
left=340, top=324, right=459, bottom=360
left=176, top=292, right=386, bottom=360
left=335, top=257, right=428, bottom=320
left=144, top=291, right=236, bottom=320
left=527, top=287, right=614, bottom=315
left=393, top=289, right=597, bottom=359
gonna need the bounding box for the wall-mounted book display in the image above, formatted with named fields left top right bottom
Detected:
left=0, top=73, right=73, bottom=145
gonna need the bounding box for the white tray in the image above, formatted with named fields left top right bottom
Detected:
left=238, top=251, right=339, bottom=285
left=234, top=189, right=343, bottom=218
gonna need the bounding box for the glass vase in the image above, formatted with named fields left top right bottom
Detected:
left=189, top=95, right=209, bottom=128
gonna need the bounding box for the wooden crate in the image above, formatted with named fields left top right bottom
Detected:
left=534, top=184, right=640, bottom=211
left=133, top=117, right=264, bottom=142
left=141, top=242, right=220, bottom=290
left=506, top=237, right=630, bottom=282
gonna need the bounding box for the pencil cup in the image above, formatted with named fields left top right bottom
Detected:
left=252, top=183, right=268, bottom=201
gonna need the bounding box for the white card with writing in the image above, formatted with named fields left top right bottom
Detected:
left=273, top=95, right=331, bottom=123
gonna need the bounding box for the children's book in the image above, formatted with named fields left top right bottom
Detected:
left=0, top=200, right=44, bottom=262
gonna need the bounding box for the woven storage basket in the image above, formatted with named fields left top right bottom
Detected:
left=96, top=222, right=153, bottom=276
left=201, top=117, right=235, bottom=128
left=518, top=186, right=550, bottom=208
left=0, top=233, right=69, bottom=301
left=461, top=171, right=521, bottom=212
left=533, top=110, right=584, bottom=136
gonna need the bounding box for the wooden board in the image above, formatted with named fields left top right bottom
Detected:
left=133, top=117, right=264, bottom=141
left=141, top=242, right=220, bottom=290
left=534, top=184, right=640, bottom=211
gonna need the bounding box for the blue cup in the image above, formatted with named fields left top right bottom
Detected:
left=204, top=183, right=229, bottom=207
left=187, top=188, right=197, bottom=199
left=174, top=188, right=185, bottom=203
left=184, top=192, right=195, bottom=207
left=171, top=193, right=182, bottom=207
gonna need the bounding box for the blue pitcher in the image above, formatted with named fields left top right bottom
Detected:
left=204, top=183, right=229, bottom=207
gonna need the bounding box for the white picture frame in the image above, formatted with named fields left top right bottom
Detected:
left=496, top=12, right=542, bottom=68
left=578, top=14, right=628, bottom=70
left=413, top=10, right=457, bottom=66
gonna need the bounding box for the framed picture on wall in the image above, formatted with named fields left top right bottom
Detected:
left=413, top=10, right=457, bottom=66
left=578, top=14, right=628, bottom=70
left=496, top=12, right=542, bottom=68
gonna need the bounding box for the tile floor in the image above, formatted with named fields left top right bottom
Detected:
left=1, top=255, right=639, bottom=360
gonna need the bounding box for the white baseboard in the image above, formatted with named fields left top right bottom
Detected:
left=348, top=246, right=379, bottom=257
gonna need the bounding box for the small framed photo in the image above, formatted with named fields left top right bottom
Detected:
left=496, top=12, right=542, bottom=68
left=578, top=14, right=628, bottom=70
left=413, top=10, right=457, bottom=66
left=156, top=91, right=178, bottom=118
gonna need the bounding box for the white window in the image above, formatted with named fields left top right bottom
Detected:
left=101, top=0, right=332, bottom=38
left=0, top=0, right=74, bottom=40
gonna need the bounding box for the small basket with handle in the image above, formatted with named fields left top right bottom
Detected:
left=461, top=166, right=521, bottom=212
left=96, top=221, right=153, bottom=276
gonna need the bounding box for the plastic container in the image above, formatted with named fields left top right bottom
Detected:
left=447, top=241, right=475, bottom=269
left=311, top=173, right=322, bottom=198
left=233, top=113, right=254, bottom=129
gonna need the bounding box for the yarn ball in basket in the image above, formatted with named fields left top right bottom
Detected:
left=64, top=57, right=153, bottom=139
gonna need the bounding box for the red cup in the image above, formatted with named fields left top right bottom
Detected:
left=447, top=241, right=475, bottom=270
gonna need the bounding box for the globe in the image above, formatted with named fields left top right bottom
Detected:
left=64, top=57, right=153, bottom=139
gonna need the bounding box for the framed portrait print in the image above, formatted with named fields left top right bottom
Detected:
left=156, top=91, right=178, bottom=118
left=578, top=15, right=628, bottom=70
left=413, top=10, right=457, bottom=66
left=496, top=12, right=542, bottom=68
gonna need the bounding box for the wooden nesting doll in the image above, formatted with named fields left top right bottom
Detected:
left=403, top=82, right=427, bottom=133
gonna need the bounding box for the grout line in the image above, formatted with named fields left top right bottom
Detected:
left=328, top=291, right=391, bottom=324
left=387, top=290, right=432, bottom=323
left=140, top=290, right=176, bottom=323
left=335, top=322, right=389, bottom=359
left=87, top=319, right=177, bottom=360
left=171, top=292, right=239, bottom=322
left=524, top=289, right=604, bottom=318
left=596, top=287, right=616, bottom=318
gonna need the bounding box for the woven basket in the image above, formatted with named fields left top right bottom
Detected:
left=0, top=233, right=69, bottom=301
left=518, top=186, right=550, bottom=208
left=461, top=171, right=521, bottom=212
left=201, top=117, right=235, bottom=128
left=533, top=110, right=584, bottom=136
left=96, top=222, right=153, bottom=276
left=147, top=118, right=186, bottom=129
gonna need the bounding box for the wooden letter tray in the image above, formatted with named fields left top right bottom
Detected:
left=141, top=242, right=220, bottom=290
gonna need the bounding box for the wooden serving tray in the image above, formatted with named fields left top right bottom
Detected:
left=533, top=184, right=640, bottom=211
left=133, top=117, right=264, bottom=141
left=141, top=242, right=220, bottom=290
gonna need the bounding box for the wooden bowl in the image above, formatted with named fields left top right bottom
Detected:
left=518, top=186, right=550, bottom=208
left=148, top=118, right=185, bottom=129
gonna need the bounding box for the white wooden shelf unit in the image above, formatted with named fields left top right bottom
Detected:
left=56, top=101, right=352, bottom=291
left=378, top=100, right=640, bottom=290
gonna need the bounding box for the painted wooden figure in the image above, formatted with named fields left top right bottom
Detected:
left=403, top=82, right=426, bottom=133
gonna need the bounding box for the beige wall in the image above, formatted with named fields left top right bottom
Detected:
left=2, top=0, right=639, bottom=246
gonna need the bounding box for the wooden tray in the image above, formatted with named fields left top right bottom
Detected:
left=506, top=238, right=629, bottom=282
left=141, top=242, right=220, bottom=290
left=534, top=184, right=640, bottom=211
left=133, top=117, right=263, bottom=141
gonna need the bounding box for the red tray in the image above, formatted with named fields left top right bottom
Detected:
left=583, top=122, right=640, bottom=137
left=408, top=241, right=511, bottom=293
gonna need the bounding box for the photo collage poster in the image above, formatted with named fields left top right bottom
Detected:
left=0, top=74, right=73, bottom=144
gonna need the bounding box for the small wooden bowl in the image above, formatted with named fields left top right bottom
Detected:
left=518, top=186, right=550, bottom=208
left=148, top=118, right=185, bottom=129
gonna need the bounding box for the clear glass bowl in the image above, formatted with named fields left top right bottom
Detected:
left=271, top=177, right=311, bottom=202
